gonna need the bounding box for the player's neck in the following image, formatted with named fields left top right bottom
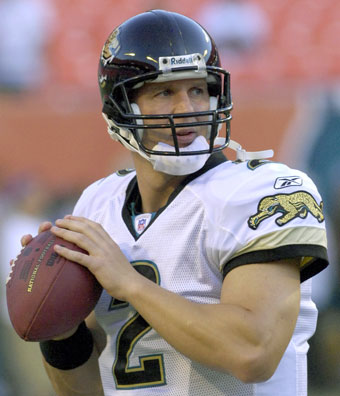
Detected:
left=132, top=153, right=186, bottom=213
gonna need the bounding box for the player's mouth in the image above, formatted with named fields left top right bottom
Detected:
left=175, top=130, right=197, bottom=146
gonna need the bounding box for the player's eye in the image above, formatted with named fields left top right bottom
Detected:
left=155, top=89, right=171, bottom=97
left=191, top=87, right=204, bottom=95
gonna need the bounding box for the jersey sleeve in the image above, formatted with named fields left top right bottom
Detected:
left=212, top=161, right=328, bottom=282
left=72, top=178, right=106, bottom=218
left=72, top=170, right=136, bottom=222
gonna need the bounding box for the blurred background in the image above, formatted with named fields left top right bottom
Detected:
left=0, top=0, right=339, bottom=394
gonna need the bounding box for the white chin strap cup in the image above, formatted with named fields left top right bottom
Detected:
left=150, top=136, right=211, bottom=176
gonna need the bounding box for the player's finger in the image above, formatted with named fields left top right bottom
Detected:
left=51, top=225, right=99, bottom=255
left=21, top=221, right=53, bottom=247
left=38, top=221, right=53, bottom=234
left=55, top=217, right=110, bottom=244
left=61, top=215, right=107, bottom=233
left=54, top=243, right=90, bottom=267
left=21, top=234, right=33, bottom=247
left=59, top=216, right=106, bottom=235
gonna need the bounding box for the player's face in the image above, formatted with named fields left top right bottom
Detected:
left=134, top=78, right=210, bottom=149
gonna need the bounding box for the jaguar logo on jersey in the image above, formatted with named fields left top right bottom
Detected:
left=101, top=28, right=121, bottom=65
left=248, top=191, right=324, bottom=229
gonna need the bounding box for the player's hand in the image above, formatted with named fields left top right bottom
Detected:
left=20, top=221, right=53, bottom=247
left=12, top=222, right=53, bottom=271
left=50, top=216, right=143, bottom=302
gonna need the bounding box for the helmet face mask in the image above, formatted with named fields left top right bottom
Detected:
left=99, top=10, right=233, bottom=172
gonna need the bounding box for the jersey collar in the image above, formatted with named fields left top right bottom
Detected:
left=122, top=152, right=227, bottom=240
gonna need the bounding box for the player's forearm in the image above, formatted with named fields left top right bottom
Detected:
left=42, top=348, right=104, bottom=396
left=125, top=277, right=278, bottom=383
left=39, top=322, right=104, bottom=395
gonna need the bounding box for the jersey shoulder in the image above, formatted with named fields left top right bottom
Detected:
left=194, top=160, right=327, bottom=281
left=189, top=158, right=325, bottom=235
left=193, top=159, right=320, bottom=202
left=73, top=169, right=136, bottom=218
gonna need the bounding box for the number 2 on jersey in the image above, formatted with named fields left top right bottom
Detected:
left=112, top=261, right=166, bottom=389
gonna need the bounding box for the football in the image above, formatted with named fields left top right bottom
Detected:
left=6, top=230, right=102, bottom=341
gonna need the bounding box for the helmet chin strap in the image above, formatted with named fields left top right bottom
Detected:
left=221, top=139, right=274, bottom=161
left=209, top=96, right=273, bottom=161
left=102, top=112, right=150, bottom=161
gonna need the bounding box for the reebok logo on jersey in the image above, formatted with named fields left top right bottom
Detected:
left=274, top=176, right=302, bottom=189
left=248, top=191, right=324, bottom=229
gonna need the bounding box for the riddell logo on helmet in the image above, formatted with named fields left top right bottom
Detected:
left=159, top=53, right=205, bottom=72
left=170, top=56, right=195, bottom=65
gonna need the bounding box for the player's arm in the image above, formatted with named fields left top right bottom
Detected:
left=40, top=311, right=106, bottom=396
left=51, top=216, right=301, bottom=384
left=124, top=259, right=300, bottom=383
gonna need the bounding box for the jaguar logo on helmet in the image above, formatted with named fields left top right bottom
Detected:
left=98, top=74, right=107, bottom=89
left=101, top=28, right=121, bottom=66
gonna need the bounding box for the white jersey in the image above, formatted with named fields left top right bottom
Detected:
left=73, top=154, right=328, bottom=396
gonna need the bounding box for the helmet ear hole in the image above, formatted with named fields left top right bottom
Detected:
left=130, top=103, right=143, bottom=139
left=209, top=96, right=218, bottom=111
left=208, top=96, right=222, bottom=139
left=130, top=103, right=142, bottom=119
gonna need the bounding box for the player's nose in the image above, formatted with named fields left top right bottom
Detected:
left=172, top=91, right=195, bottom=114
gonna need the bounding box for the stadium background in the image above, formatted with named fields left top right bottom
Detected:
left=1, top=0, right=339, bottom=395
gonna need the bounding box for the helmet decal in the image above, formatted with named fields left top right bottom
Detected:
left=101, top=28, right=121, bottom=66
left=99, top=74, right=107, bottom=89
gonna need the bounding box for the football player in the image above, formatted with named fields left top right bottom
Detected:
left=21, top=9, right=328, bottom=396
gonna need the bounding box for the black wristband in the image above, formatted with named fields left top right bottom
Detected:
left=39, top=322, right=94, bottom=370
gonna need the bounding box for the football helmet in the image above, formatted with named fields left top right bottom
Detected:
left=98, top=9, right=233, bottom=174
